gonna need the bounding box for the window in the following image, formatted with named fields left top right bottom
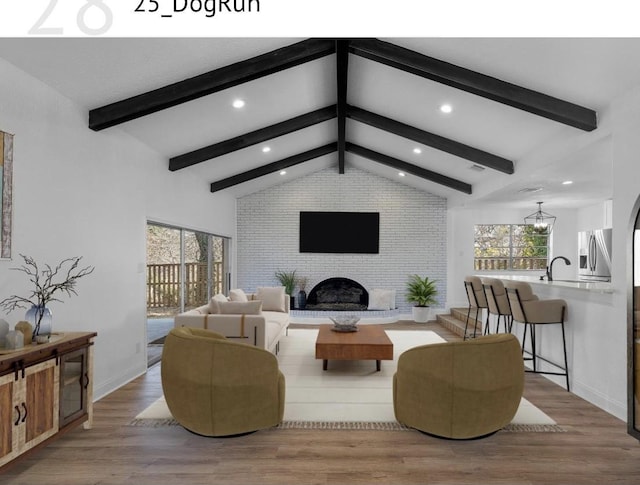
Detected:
left=474, top=224, right=549, bottom=271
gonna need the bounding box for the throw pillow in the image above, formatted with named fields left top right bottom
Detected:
left=256, top=286, right=286, bottom=313
left=218, top=300, right=263, bottom=315
left=208, top=293, right=229, bottom=314
left=368, top=288, right=395, bottom=310
left=388, top=289, right=397, bottom=309
left=229, top=289, right=249, bottom=302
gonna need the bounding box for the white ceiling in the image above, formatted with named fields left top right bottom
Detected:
left=1, top=37, right=636, bottom=207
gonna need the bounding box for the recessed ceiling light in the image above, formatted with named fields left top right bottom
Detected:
left=562, top=180, right=573, bottom=185
left=279, top=170, right=287, bottom=175
left=398, top=172, right=406, bottom=177
left=262, top=146, right=271, bottom=153
left=232, top=99, right=245, bottom=109
left=440, top=104, right=453, bottom=114
left=413, top=148, right=422, bottom=154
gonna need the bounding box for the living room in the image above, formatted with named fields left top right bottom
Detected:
left=2, top=31, right=640, bottom=482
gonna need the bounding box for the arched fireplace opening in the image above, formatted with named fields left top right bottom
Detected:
left=305, top=278, right=369, bottom=311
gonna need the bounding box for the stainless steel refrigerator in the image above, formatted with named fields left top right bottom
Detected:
left=578, top=228, right=612, bottom=281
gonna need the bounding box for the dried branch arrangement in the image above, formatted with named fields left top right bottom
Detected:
left=0, top=254, right=95, bottom=334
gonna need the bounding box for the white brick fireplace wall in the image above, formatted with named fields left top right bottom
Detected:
left=236, top=167, right=447, bottom=313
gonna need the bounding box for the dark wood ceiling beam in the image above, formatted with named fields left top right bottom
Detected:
left=347, top=105, right=514, bottom=174
left=210, top=143, right=337, bottom=192
left=170, top=105, right=337, bottom=171
left=89, top=38, right=337, bottom=131
left=350, top=39, right=597, bottom=132
left=336, top=40, right=350, bottom=174
left=346, top=143, right=472, bottom=194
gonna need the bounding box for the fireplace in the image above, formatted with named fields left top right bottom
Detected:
left=305, top=278, right=368, bottom=311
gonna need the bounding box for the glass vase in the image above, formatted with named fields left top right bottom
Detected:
left=25, top=305, right=53, bottom=337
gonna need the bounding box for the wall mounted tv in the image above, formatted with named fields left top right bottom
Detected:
left=299, top=211, right=380, bottom=254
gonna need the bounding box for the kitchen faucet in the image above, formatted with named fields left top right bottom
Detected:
left=545, top=256, right=571, bottom=281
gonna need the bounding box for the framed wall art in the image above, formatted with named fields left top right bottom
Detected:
left=1, top=130, right=13, bottom=259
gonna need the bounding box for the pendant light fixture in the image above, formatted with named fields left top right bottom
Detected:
left=524, top=201, right=556, bottom=234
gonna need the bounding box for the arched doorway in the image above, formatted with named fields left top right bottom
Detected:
left=628, top=196, right=640, bottom=439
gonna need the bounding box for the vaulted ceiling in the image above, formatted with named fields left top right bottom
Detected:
left=3, top=37, right=638, bottom=208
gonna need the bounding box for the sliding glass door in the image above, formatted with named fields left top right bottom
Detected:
left=146, top=223, right=230, bottom=317
left=211, top=235, right=228, bottom=296
left=146, top=225, right=182, bottom=317
left=184, top=230, right=208, bottom=311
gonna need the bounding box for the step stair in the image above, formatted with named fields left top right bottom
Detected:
left=437, top=307, right=482, bottom=339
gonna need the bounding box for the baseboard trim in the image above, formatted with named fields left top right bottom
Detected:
left=93, top=363, right=147, bottom=402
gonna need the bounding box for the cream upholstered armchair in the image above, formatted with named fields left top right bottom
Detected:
left=504, top=280, right=570, bottom=391
left=393, top=333, right=524, bottom=439
left=161, top=327, right=285, bottom=437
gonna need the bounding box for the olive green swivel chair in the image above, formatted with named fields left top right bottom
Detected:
left=393, top=333, right=524, bottom=439
left=161, top=326, right=285, bottom=437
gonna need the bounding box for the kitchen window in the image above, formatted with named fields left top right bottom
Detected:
left=474, top=224, right=549, bottom=271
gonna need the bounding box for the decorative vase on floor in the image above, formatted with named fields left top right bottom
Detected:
left=297, top=290, right=307, bottom=310
left=25, top=305, right=53, bottom=338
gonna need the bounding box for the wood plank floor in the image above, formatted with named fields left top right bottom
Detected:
left=3, top=323, right=640, bottom=485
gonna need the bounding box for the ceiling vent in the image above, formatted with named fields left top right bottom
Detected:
left=518, top=187, right=543, bottom=194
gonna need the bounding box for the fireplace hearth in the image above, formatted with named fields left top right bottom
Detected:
left=305, top=278, right=369, bottom=311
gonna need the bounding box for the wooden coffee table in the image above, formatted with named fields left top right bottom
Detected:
left=315, top=324, right=393, bottom=371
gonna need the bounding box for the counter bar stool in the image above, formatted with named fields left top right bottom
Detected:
left=505, top=281, right=570, bottom=391
left=463, top=276, right=489, bottom=340
left=481, top=277, right=513, bottom=334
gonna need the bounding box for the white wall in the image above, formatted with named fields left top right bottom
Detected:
left=0, top=58, right=236, bottom=399
left=236, top=167, right=448, bottom=312
left=577, top=200, right=612, bottom=232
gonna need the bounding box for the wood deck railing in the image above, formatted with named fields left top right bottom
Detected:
left=147, top=262, right=223, bottom=309
left=474, top=257, right=547, bottom=271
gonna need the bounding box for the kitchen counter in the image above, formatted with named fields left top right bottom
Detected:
left=479, top=274, right=614, bottom=294
left=476, top=273, right=619, bottom=417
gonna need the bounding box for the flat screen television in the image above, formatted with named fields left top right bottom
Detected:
left=299, top=211, right=380, bottom=254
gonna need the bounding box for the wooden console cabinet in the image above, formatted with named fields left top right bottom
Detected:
left=0, top=332, right=96, bottom=468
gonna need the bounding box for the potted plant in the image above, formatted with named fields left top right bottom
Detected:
left=406, top=274, right=438, bottom=323
left=275, top=270, right=297, bottom=309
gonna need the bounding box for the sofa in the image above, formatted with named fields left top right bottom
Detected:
left=162, top=327, right=285, bottom=437
left=174, top=287, right=290, bottom=354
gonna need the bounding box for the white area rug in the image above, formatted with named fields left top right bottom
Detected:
left=131, top=328, right=562, bottom=432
